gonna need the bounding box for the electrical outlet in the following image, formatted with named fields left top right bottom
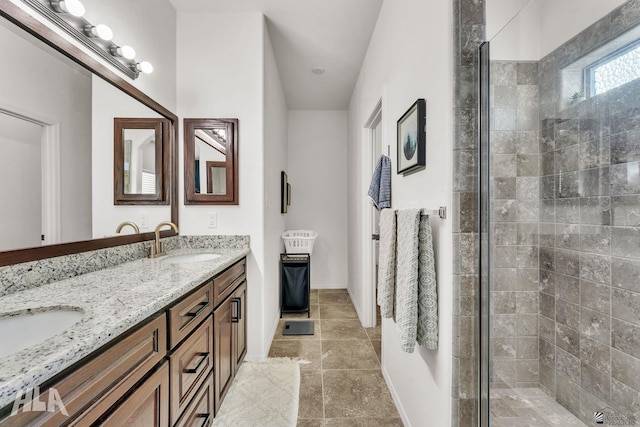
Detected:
left=207, top=212, right=218, bottom=228
left=139, top=212, right=149, bottom=229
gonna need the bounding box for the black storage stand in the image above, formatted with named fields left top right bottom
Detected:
left=280, top=253, right=311, bottom=318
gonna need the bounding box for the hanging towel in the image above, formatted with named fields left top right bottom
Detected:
left=367, top=155, right=391, bottom=210
left=377, top=208, right=397, bottom=318
left=395, top=208, right=421, bottom=353
left=417, top=215, right=438, bottom=349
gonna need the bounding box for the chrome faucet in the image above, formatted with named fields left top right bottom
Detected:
left=115, top=221, right=140, bottom=234
left=149, top=221, right=179, bottom=258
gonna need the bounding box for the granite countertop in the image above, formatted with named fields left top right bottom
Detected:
left=0, top=247, right=250, bottom=409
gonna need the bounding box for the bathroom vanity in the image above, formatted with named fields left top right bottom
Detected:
left=0, top=249, right=249, bottom=426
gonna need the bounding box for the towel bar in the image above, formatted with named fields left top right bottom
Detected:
left=392, top=206, right=447, bottom=219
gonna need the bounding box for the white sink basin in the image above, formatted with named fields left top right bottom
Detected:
left=162, top=253, right=221, bottom=264
left=0, top=309, right=84, bottom=358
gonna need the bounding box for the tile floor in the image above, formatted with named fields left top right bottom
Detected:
left=490, top=388, right=586, bottom=426
left=268, top=289, right=402, bottom=426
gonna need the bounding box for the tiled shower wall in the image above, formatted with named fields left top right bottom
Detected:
left=452, top=0, right=484, bottom=425
left=489, top=61, right=541, bottom=389
left=536, top=0, right=640, bottom=421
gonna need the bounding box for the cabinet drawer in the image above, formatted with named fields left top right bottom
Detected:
left=213, top=259, right=245, bottom=307
left=169, top=281, right=214, bottom=349
left=97, top=361, right=169, bottom=427
left=170, top=315, right=214, bottom=425
left=1, top=314, right=167, bottom=427
left=174, top=371, right=214, bottom=427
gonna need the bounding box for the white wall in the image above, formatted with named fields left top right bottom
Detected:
left=0, top=114, right=42, bottom=251
left=287, top=110, right=348, bottom=289
left=177, top=11, right=269, bottom=360
left=0, top=21, right=92, bottom=245
left=263, top=22, right=289, bottom=347
left=487, top=0, right=627, bottom=61
left=91, top=77, right=170, bottom=238
left=347, top=0, right=453, bottom=425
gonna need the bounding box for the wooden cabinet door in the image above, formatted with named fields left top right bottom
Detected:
left=97, top=361, right=169, bottom=427
left=213, top=297, right=234, bottom=414
left=232, top=281, right=247, bottom=370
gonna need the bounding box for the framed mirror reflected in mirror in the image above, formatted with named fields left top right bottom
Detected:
left=114, top=117, right=169, bottom=204
left=184, top=118, right=239, bottom=205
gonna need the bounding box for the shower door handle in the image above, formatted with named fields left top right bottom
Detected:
left=371, top=234, right=380, bottom=241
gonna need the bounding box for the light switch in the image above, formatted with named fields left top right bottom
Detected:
left=139, top=212, right=149, bottom=229
left=207, top=212, right=218, bottom=228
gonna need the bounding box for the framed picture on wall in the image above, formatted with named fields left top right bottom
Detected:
left=397, top=98, right=426, bottom=175
left=281, top=171, right=288, bottom=214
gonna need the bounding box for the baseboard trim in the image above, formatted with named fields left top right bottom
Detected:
left=381, top=363, right=411, bottom=426
left=311, top=283, right=347, bottom=290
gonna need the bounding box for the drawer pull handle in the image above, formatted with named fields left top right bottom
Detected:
left=195, top=413, right=211, bottom=427
left=185, top=301, right=209, bottom=318
left=231, top=297, right=241, bottom=323
left=184, top=352, right=209, bottom=374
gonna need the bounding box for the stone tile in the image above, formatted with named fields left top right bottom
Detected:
left=580, top=280, right=610, bottom=314
left=556, top=373, right=581, bottom=414
left=611, top=226, right=640, bottom=260
left=612, top=288, right=640, bottom=326
left=299, top=370, right=324, bottom=419
left=579, top=167, right=609, bottom=197
left=274, top=319, right=321, bottom=340
left=517, top=337, right=538, bottom=359
left=492, top=291, right=517, bottom=314
left=556, top=298, right=580, bottom=330
left=493, top=223, right=517, bottom=246
left=494, top=109, right=517, bottom=131
left=516, top=291, right=538, bottom=314
left=581, top=307, right=611, bottom=345
left=319, top=290, right=352, bottom=305
left=297, top=419, right=324, bottom=427
left=282, top=304, right=320, bottom=320
left=612, top=318, right=640, bottom=359
left=517, top=108, right=539, bottom=131
left=581, top=362, right=610, bottom=402
left=491, top=62, right=517, bottom=85
left=556, top=250, right=580, bottom=278
left=611, top=161, right=640, bottom=195
left=322, top=340, right=380, bottom=370
left=517, top=154, right=539, bottom=176
left=493, top=338, right=517, bottom=359
left=539, top=292, right=555, bottom=319
left=517, top=269, right=538, bottom=291
left=611, top=378, right=640, bottom=417
left=492, top=131, right=517, bottom=154
left=555, top=119, right=580, bottom=148
left=612, top=195, right=640, bottom=226
left=556, top=198, right=579, bottom=223
left=493, top=314, right=516, bottom=337
left=365, top=323, right=381, bottom=340
left=611, top=348, right=640, bottom=393
left=540, top=247, right=555, bottom=272
left=493, top=86, right=517, bottom=109
left=320, top=320, right=368, bottom=340
left=539, top=270, right=555, bottom=295
left=579, top=225, right=611, bottom=254
left=581, top=336, right=611, bottom=375
left=541, top=175, right=557, bottom=200
left=517, top=200, right=539, bottom=222
left=555, top=274, right=580, bottom=304
left=555, top=145, right=580, bottom=173
left=556, top=348, right=580, bottom=379
left=517, top=223, right=538, bottom=246
left=610, top=129, right=640, bottom=164
left=579, top=253, right=611, bottom=285
left=580, top=137, right=610, bottom=170
left=323, top=370, right=399, bottom=418
left=268, top=339, right=322, bottom=370
left=323, top=418, right=403, bottom=427
left=580, top=197, right=611, bottom=225
left=320, top=304, right=358, bottom=320
left=516, top=131, right=539, bottom=154
left=492, top=154, right=517, bottom=177
left=492, top=268, right=517, bottom=291
left=612, top=257, right=640, bottom=293
left=516, top=177, right=539, bottom=200
left=556, top=323, right=580, bottom=357
left=540, top=222, right=556, bottom=247
left=516, top=246, right=538, bottom=269
left=541, top=152, right=555, bottom=176
left=539, top=361, right=556, bottom=395
left=517, top=85, right=539, bottom=110
left=556, top=223, right=580, bottom=250
left=492, top=199, right=517, bottom=222
left=516, top=314, right=537, bottom=336
left=539, top=315, right=556, bottom=343
left=490, top=176, right=516, bottom=200
left=371, top=340, right=381, bottom=363
left=517, top=62, right=538, bottom=85
left=539, top=338, right=555, bottom=368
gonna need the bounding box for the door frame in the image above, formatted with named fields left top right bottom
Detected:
left=362, top=98, right=383, bottom=328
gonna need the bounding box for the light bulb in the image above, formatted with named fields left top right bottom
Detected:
left=137, top=61, right=154, bottom=74
left=121, top=45, right=136, bottom=60
left=85, top=24, right=113, bottom=41
left=52, top=0, right=85, bottom=17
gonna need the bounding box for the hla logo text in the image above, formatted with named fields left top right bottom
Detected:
left=11, top=386, right=68, bottom=417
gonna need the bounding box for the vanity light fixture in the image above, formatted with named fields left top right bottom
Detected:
left=22, top=0, right=154, bottom=80
left=134, top=61, right=154, bottom=74
left=50, top=0, right=84, bottom=17
left=84, top=24, right=113, bottom=41
left=111, top=45, right=136, bottom=60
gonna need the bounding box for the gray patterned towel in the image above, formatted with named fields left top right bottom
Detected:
left=395, top=209, right=421, bottom=353
left=367, top=155, right=392, bottom=210
left=417, top=215, right=438, bottom=349
left=377, top=209, right=397, bottom=318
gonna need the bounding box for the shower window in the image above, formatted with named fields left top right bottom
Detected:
left=587, top=39, right=640, bottom=96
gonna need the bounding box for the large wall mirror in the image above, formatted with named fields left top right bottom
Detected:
left=0, top=1, right=178, bottom=266
left=184, top=118, right=239, bottom=205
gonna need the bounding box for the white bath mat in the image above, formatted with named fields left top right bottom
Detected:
left=213, top=358, right=300, bottom=427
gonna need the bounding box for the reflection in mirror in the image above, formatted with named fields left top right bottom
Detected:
left=0, top=4, right=176, bottom=258
left=114, top=117, right=168, bottom=204
left=185, top=118, right=238, bottom=205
